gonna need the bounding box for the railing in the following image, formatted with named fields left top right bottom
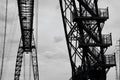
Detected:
left=70, top=7, right=109, bottom=21
left=77, top=33, right=112, bottom=47
left=105, top=53, right=116, bottom=65
left=98, top=7, right=109, bottom=18
left=102, top=33, right=112, bottom=45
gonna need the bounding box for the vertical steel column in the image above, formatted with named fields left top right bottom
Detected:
left=14, top=0, right=39, bottom=80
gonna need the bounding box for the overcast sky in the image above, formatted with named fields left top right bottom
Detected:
left=0, top=0, right=120, bottom=80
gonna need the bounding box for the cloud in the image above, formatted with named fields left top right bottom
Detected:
left=0, top=0, right=17, bottom=23
left=0, top=13, right=5, bottom=22
left=39, top=56, right=71, bottom=80
left=0, top=32, right=4, bottom=38
left=39, top=48, right=71, bottom=80
left=53, top=36, right=64, bottom=43
left=41, top=46, right=68, bottom=61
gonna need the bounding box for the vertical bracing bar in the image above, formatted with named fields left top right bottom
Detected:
left=14, top=0, right=39, bottom=80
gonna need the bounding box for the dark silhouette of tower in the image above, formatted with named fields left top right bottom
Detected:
left=59, top=0, right=116, bottom=80
left=14, top=0, right=39, bottom=80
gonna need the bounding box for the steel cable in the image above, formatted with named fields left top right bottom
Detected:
left=35, top=0, right=39, bottom=50
left=0, top=0, right=8, bottom=80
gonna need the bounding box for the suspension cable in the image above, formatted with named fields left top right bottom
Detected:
left=35, top=0, right=39, bottom=50
left=0, top=0, right=8, bottom=80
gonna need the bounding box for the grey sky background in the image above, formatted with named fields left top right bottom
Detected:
left=0, top=0, right=120, bottom=80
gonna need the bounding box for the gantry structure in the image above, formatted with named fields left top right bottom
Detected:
left=14, top=0, right=39, bottom=80
left=0, top=0, right=117, bottom=80
left=59, top=0, right=116, bottom=80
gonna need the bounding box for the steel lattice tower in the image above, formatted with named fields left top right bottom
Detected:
left=59, top=0, right=116, bottom=80
left=14, top=0, right=39, bottom=80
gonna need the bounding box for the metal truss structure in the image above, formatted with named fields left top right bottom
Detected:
left=14, top=0, right=39, bottom=80
left=59, top=0, right=116, bottom=80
